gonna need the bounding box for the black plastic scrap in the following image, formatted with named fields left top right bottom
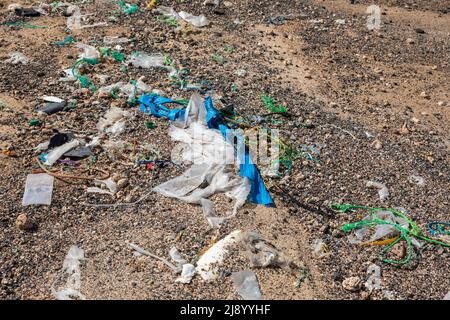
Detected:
left=15, top=8, right=41, bottom=17
left=64, top=146, right=92, bottom=159
left=39, top=102, right=67, bottom=115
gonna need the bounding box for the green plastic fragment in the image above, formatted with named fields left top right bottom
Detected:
left=262, top=94, right=287, bottom=113
left=28, top=119, right=41, bottom=126
left=146, top=121, right=156, bottom=129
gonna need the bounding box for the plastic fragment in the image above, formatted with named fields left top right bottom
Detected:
left=44, top=139, right=80, bottom=166
left=52, top=246, right=85, bottom=300
left=4, top=52, right=29, bottom=65
left=97, top=107, right=131, bottom=136
left=175, top=264, right=196, bottom=284
left=126, top=52, right=165, bottom=68
left=364, top=264, right=381, bottom=291
left=196, top=230, right=242, bottom=281
left=178, top=11, right=209, bottom=27
left=38, top=102, right=67, bottom=115
left=366, top=180, right=389, bottom=202
left=239, top=232, right=287, bottom=267
left=231, top=270, right=262, bottom=300
left=22, top=173, right=54, bottom=206
left=87, top=177, right=117, bottom=196
left=127, top=242, right=180, bottom=273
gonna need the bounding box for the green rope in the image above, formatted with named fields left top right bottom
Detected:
left=1, top=22, right=48, bottom=29
left=332, top=204, right=449, bottom=265
left=71, top=58, right=99, bottom=91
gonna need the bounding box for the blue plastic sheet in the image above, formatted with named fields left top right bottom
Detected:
left=138, top=94, right=274, bottom=207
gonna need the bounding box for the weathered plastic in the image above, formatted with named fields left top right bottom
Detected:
left=22, top=173, right=54, bottom=206
left=231, top=270, right=262, bottom=300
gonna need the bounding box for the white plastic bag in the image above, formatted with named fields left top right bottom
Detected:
left=22, top=174, right=54, bottom=206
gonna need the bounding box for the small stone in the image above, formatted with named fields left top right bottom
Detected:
left=343, top=277, right=362, bottom=292
left=414, top=28, right=425, bottom=34
left=391, top=242, right=405, bottom=259
left=372, top=139, right=382, bottom=150
left=437, top=101, right=446, bottom=107
left=406, top=38, right=415, bottom=44
left=223, top=1, right=233, bottom=7
left=16, top=213, right=34, bottom=231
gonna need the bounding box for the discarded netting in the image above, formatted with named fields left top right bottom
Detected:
left=53, top=36, right=76, bottom=46
left=71, top=57, right=99, bottom=90
left=52, top=246, right=85, bottom=300
left=332, top=204, right=450, bottom=265
left=115, top=1, right=139, bottom=15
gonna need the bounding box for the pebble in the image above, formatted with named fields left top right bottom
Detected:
left=16, top=213, right=34, bottom=231
left=406, top=38, right=415, bottom=44
left=342, top=276, right=362, bottom=292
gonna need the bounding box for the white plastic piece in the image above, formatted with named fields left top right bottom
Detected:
left=103, top=36, right=131, bottom=44
left=196, top=230, right=242, bottom=281
left=4, top=52, right=29, bottom=65
left=311, top=238, right=328, bottom=258
left=366, top=180, right=389, bottom=202
left=76, top=43, right=100, bottom=60
left=231, top=270, right=262, bottom=300
left=126, top=52, right=165, bottom=68
left=44, top=139, right=80, bottom=166
left=364, top=264, right=381, bottom=291
left=444, top=290, right=450, bottom=300
left=176, top=264, right=196, bottom=284
left=52, top=246, right=85, bottom=300
left=169, top=247, right=188, bottom=267
left=59, top=68, right=76, bottom=82
left=127, top=242, right=180, bottom=273
left=22, top=174, right=54, bottom=206
left=87, top=178, right=117, bottom=196
left=97, top=107, right=131, bottom=137
left=40, top=96, right=64, bottom=103
left=178, top=11, right=209, bottom=27
left=66, top=5, right=82, bottom=30
left=35, top=141, right=50, bottom=152
left=156, top=6, right=181, bottom=19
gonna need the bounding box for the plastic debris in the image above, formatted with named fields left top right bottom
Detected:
left=126, top=52, right=165, bottom=69
left=87, top=178, right=117, bottom=196
left=138, top=93, right=273, bottom=226
left=52, top=246, right=85, bottom=300
left=4, top=52, right=29, bottom=65
left=366, top=180, right=389, bottom=202
left=38, top=102, right=67, bottom=115
left=169, top=247, right=188, bottom=268
left=333, top=204, right=450, bottom=265
left=175, top=264, right=196, bottom=284
left=40, top=96, right=64, bottom=103
left=196, top=230, right=242, bottom=281
left=15, top=8, right=41, bottom=17
left=178, top=11, right=209, bottom=27
left=239, top=232, right=287, bottom=267
left=97, top=107, right=132, bottom=137
left=22, top=173, right=54, bottom=206
left=312, top=238, right=329, bottom=258
left=231, top=270, right=262, bottom=300
left=127, top=242, right=179, bottom=273
left=262, top=94, right=287, bottom=113
left=66, top=5, right=82, bottom=30
left=43, top=139, right=80, bottom=166
left=103, top=36, right=131, bottom=45
left=116, top=1, right=139, bottom=15
left=156, top=6, right=209, bottom=28
left=53, top=36, right=76, bottom=46
left=64, top=146, right=92, bottom=158
left=364, top=264, right=381, bottom=291
left=444, top=290, right=450, bottom=300
left=76, top=43, right=100, bottom=60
